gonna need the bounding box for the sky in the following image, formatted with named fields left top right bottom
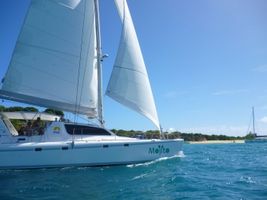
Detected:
left=0, top=0, right=267, bottom=136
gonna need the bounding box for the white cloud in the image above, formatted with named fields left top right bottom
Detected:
left=166, top=127, right=176, bottom=133
left=260, top=116, right=267, bottom=124
left=212, top=89, right=248, bottom=96
left=164, top=91, right=177, bottom=98
left=163, top=90, right=189, bottom=99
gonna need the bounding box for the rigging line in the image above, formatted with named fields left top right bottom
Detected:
left=74, top=0, right=87, bottom=123
left=246, top=112, right=252, bottom=135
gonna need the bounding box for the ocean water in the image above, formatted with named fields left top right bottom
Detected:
left=0, top=143, right=266, bottom=200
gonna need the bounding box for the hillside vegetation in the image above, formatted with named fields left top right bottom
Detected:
left=112, top=129, right=253, bottom=141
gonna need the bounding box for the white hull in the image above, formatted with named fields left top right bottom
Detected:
left=0, top=117, right=183, bottom=169
left=0, top=139, right=183, bottom=169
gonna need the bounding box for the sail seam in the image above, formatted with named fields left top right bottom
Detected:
left=17, top=42, right=80, bottom=58
left=114, top=65, right=147, bottom=77
left=0, top=90, right=96, bottom=116
left=11, top=60, right=77, bottom=84
left=1, top=81, right=73, bottom=103
left=23, top=23, right=82, bottom=47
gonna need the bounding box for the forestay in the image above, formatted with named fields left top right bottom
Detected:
left=106, top=0, right=160, bottom=129
left=0, top=0, right=98, bottom=117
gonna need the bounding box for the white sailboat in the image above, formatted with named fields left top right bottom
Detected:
left=246, top=107, right=267, bottom=143
left=0, top=0, right=183, bottom=169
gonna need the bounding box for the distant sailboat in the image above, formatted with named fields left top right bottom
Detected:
left=246, top=107, right=267, bottom=143
left=252, top=106, right=256, bottom=136
left=0, top=0, right=183, bottom=169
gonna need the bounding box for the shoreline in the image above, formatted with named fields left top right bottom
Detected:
left=187, top=140, right=245, bottom=144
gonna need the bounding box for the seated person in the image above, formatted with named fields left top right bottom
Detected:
left=25, top=121, right=33, bottom=136
left=32, top=117, right=44, bottom=135
left=19, top=121, right=32, bottom=136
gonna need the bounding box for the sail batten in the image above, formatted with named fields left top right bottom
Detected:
left=106, top=0, right=160, bottom=129
left=113, top=65, right=147, bottom=76
left=0, top=0, right=98, bottom=117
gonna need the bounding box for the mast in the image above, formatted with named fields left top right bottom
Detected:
left=94, top=0, right=104, bottom=126
left=252, top=106, right=256, bottom=135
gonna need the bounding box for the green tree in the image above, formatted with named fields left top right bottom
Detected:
left=44, top=108, right=64, bottom=116
left=0, top=105, right=5, bottom=111
left=5, top=106, right=24, bottom=112
left=23, top=107, right=38, bottom=112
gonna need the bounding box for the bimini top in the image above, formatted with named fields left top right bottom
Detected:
left=0, top=112, right=60, bottom=121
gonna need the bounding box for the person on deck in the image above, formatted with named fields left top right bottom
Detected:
left=24, top=121, right=32, bottom=136
left=19, top=121, right=32, bottom=136
left=32, top=117, right=43, bottom=135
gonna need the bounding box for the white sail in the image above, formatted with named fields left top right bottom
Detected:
left=0, top=0, right=98, bottom=117
left=106, top=0, right=160, bottom=129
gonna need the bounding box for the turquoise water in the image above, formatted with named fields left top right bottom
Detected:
left=0, top=143, right=266, bottom=200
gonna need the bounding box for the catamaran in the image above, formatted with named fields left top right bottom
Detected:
left=0, top=0, right=183, bottom=169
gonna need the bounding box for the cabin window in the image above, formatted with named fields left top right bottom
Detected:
left=0, top=116, right=48, bottom=137
left=64, top=124, right=111, bottom=136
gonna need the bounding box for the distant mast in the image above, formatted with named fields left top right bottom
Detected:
left=252, top=106, right=256, bottom=135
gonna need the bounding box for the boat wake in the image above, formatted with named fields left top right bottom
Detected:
left=127, top=151, right=185, bottom=168
left=131, top=173, right=149, bottom=180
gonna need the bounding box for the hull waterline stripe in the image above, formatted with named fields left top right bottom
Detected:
left=0, top=140, right=183, bottom=152
left=0, top=159, right=166, bottom=170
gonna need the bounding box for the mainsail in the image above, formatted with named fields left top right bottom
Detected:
left=106, top=0, right=160, bottom=129
left=0, top=0, right=98, bottom=117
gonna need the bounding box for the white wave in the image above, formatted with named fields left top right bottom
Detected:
left=240, top=176, right=256, bottom=184
left=177, top=151, right=186, bottom=158
left=127, top=151, right=185, bottom=168
left=132, top=173, right=148, bottom=180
